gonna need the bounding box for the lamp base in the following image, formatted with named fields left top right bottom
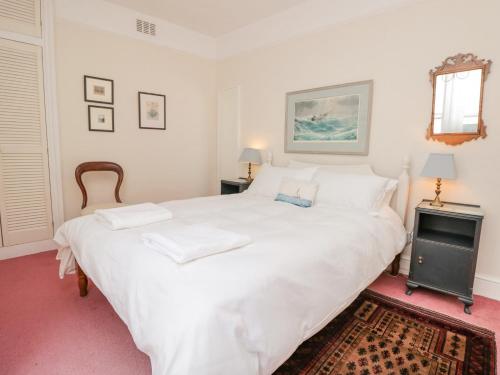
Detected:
left=246, top=162, right=253, bottom=182
left=429, top=197, right=444, bottom=207
left=429, top=177, right=444, bottom=207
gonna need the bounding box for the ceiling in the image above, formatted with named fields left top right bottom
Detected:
left=105, top=0, right=309, bottom=36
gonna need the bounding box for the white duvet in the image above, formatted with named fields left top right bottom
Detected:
left=54, top=193, right=406, bottom=375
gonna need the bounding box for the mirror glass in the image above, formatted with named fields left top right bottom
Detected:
left=433, top=68, right=482, bottom=134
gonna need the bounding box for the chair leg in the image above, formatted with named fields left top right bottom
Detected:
left=77, top=262, right=88, bottom=297
left=390, top=253, right=401, bottom=276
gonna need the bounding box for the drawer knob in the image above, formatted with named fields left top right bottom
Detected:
left=418, top=256, right=424, bottom=264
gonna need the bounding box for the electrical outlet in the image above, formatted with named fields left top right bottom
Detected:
left=407, top=231, right=413, bottom=245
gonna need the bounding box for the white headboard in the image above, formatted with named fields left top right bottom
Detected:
left=394, top=156, right=410, bottom=226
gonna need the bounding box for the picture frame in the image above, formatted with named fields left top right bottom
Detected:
left=138, top=92, right=166, bottom=130
left=84, top=75, right=114, bottom=104
left=285, top=80, right=373, bottom=155
left=88, top=105, right=114, bottom=132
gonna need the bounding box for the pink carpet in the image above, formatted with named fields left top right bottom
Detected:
left=0, top=250, right=498, bottom=374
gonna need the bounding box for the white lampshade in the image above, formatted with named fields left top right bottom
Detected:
left=421, top=153, right=456, bottom=180
left=238, top=148, right=262, bottom=165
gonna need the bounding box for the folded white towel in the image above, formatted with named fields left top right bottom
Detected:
left=142, top=224, right=252, bottom=263
left=95, top=203, right=173, bottom=230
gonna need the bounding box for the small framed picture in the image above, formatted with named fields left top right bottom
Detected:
left=84, top=75, right=114, bottom=104
left=88, top=105, right=114, bottom=132
left=138, top=92, right=166, bottom=130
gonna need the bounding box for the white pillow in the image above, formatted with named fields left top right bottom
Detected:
left=247, top=164, right=317, bottom=197
left=288, top=160, right=374, bottom=175
left=313, top=170, right=396, bottom=212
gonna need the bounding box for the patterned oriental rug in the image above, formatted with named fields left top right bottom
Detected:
left=275, top=290, right=496, bottom=375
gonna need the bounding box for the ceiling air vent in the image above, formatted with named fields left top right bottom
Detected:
left=136, top=19, right=156, bottom=36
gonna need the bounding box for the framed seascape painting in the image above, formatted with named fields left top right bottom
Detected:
left=285, top=80, right=373, bottom=155
left=138, top=92, right=166, bottom=130
left=84, top=75, right=114, bottom=104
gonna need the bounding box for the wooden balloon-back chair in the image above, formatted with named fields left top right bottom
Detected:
left=74, top=161, right=125, bottom=296
left=75, top=161, right=125, bottom=215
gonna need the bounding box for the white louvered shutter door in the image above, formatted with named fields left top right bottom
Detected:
left=0, top=0, right=41, bottom=37
left=0, top=38, right=53, bottom=246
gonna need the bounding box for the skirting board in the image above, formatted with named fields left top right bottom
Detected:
left=0, top=240, right=57, bottom=261
left=399, top=255, right=500, bottom=301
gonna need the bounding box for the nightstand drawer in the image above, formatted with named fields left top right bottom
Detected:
left=411, top=239, right=473, bottom=296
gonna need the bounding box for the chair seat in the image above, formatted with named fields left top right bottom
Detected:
left=80, top=202, right=127, bottom=216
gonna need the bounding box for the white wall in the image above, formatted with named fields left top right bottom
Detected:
left=217, top=0, right=500, bottom=284
left=55, top=20, right=217, bottom=219
left=217, top=87, right=241, bottom=180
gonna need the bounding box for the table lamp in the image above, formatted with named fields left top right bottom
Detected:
left=238, top=148, right=262, bottom=182
left=421, top=153, right=456, bottom=207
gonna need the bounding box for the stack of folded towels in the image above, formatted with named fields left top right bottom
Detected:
left=95, top=203, right=251, bottom=263
left=142, top=224, right=251, bottom=263
left=95, top=202, right=173, bottom=230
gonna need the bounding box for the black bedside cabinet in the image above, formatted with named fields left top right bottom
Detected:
left=221, top=179, right=251, bottom=195
left=406, top=200, right=484, bottom=314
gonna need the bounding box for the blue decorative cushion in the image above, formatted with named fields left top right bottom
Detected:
left=275, top=193, right=313, bottom=208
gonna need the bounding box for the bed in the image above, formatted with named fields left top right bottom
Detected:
left=55, top=159, right=410, bottom=375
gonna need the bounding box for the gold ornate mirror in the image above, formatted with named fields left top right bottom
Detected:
left=427, top=53, right=492, bottom=146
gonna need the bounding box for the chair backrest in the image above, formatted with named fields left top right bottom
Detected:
left=75, top=161, right=124, bottom=209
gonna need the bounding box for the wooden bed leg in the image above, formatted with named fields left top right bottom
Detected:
left=390, top=253, right=401, bottom=276
left=77, top=262, right=88, bottom=297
